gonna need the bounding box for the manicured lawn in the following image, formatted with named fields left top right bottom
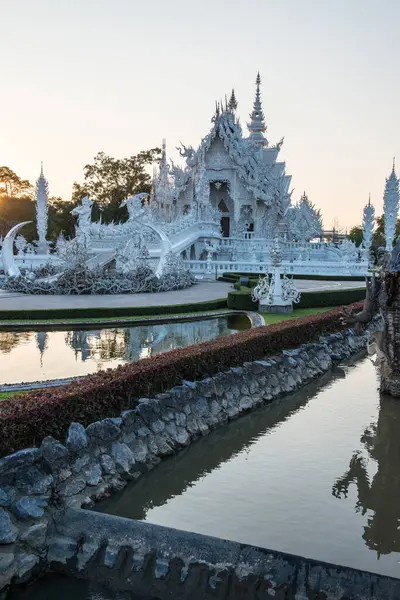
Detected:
left=0, top=391, right=22, bottom=400
left=260, top=306, right=336, bottom=325
left=0, top=309, right=230, bottom=327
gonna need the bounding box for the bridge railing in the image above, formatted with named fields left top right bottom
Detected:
left=183, top=260, right=369, bottom=277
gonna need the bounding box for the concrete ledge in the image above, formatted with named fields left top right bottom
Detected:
left=46, top=508, right=400, bottom=600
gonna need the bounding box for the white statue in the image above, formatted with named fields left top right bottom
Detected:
left=71, top=196, right=93, bottom=246
left=120, top=192, right=149, bottom=222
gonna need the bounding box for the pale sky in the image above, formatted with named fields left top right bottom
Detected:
left=2, top=0, right=399, bottom=229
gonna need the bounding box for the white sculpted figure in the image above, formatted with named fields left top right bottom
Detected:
left=286, top=192, right=323, bottom=243
left=177, top=143, right=198, bottom=168
left=71, top=196, right=93, bottom=246
left=120, top=192, right=149, bottom=222
left=252, top=274, right=270, bottom=303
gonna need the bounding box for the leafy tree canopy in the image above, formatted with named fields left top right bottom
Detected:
left=0, top=166, right=32, bottom=198
left=71, top=149, right=161, bottom=223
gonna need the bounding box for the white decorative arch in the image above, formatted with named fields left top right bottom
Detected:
left=2, top=221, right=32, bottom=277
left=143, top=222, right=172, bottom=276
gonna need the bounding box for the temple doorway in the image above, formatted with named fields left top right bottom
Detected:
left=221, top=216, right=230, bottom=237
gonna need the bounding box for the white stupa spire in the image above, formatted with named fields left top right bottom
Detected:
left=247, top=72, right=267, bottom=146
left=35, top=162, right=49, bottom=253
left=383, top=159, right=399, bottom=251
left=362, top=193, right=375, bottom=251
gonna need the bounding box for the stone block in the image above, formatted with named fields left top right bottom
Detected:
left=58, top=476, right=86, bottom=497
left=128, top=439, right=148, bottom=463
left=0, top=449, right=41, bottom=476
left=0, top=509, right=18, bottom=544
left=0, top=550, right=14, bottom=573
left=15, top=466, right=53, bottom=495
left=111, top=442, right=136, bottom=474
left=0, top=487, right=15, bottom=509
left=41, top=437, right=69, bottom=473
left=150, top=419, right=165, bottom=434
left=71, top=454, right=91, bottom=475
left=66, top=423, right=88, bottom=454
left=175, top=411, right=187, bottom=427
left=83, top=464, right=102, bottom=486
left=14, top=497, right=48, bottom=521
left=15, top=553, right=39, bottom=579
left=86, top=419, right=121, bottom=442
left=100, top=454, right=116, bottom=475
left=20, top=522, right=47, bottom=549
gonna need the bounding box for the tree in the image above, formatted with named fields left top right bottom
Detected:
left=348, top=226, right=363, bottom=247
left=71, top=149, right=161, bottom=223
left=0, top=194, right=36, bottom=241
left=47, top=197, right=78, bottom=242
left=0, top=167, right=32, bottom=198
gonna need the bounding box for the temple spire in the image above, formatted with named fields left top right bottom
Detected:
left=228, top=89, right=238, bottom=111
left=383, top=161, right=400, bottom=251
left=247, top=72, right=267, bottom=146
left=35, top=163, right=49, bottom=254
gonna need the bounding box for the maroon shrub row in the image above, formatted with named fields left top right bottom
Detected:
left=0, top=303, right=363, bottom=457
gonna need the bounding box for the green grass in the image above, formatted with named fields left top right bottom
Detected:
left=0, top=391, right=23, bottom=400
left=259, top=306, right=335, bottom=325
left=0, top=309, right=231, bottom=327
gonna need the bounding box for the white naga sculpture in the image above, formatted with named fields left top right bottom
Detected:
left=1, top=222, right=32, bottom=277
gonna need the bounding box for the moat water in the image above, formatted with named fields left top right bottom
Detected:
left=0, top=314, right=249, bottom=385
left=9, top=355, right=400, bottom=598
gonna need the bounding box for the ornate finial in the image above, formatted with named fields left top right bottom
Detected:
left=247, top=72, right=267, bottom=145
left=368, top=192, right=371, bottom=205
left=393, top=156, right=396, bottom=172
left=228, top=89, right=238, bottom=111
left=40, top=161, right=44, bottom=176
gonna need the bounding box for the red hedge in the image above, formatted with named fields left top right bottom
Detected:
left=0, top=303, right=363, bottom=457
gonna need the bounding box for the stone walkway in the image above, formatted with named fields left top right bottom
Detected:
left=0, top=279, right=364, bottom=311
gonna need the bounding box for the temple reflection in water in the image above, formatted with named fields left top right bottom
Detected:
left=0, top=315, right=249, bottom=384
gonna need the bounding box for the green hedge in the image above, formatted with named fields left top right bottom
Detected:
left=228, top=287, right=365, bottom=311
left=297, top=288, right=365, bottom=308
left=0, top=298, right=228, bottom=322
left=227, top=288, right=258, bottom=310
left=220, top=272, right=366, bottom=282
left=0, top=304, right=363, bottom=456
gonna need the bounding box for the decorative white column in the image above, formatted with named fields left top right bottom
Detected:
left=383, top=160, right=399, bottom=252
left=362, top=194, right=375, bottom=266
left=35, top=163, right=50, bottom=254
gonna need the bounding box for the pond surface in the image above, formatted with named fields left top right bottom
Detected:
left=97, top=356, right=400, bottom=579
left=0, top=314, right=249, bottom=384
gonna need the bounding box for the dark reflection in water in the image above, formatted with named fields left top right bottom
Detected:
left=97, top=357, right=400, bottom=578
left=0, top=315, right=249, bottom=384
left=8, top=574, right=148, bottom=600
left=97, top=367, right=340, bottom=521
left=332, top=394, right=400, bottom=558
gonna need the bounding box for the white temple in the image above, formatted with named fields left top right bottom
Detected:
left=4, top=73, right=396, bottom=285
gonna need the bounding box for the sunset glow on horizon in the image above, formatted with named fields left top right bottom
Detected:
left=2, top=0, right=400, bottom=229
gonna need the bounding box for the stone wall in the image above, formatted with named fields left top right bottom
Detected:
left=47, top=508, right=400, bottom=600
left=0, top=326, right=371, bottom=594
